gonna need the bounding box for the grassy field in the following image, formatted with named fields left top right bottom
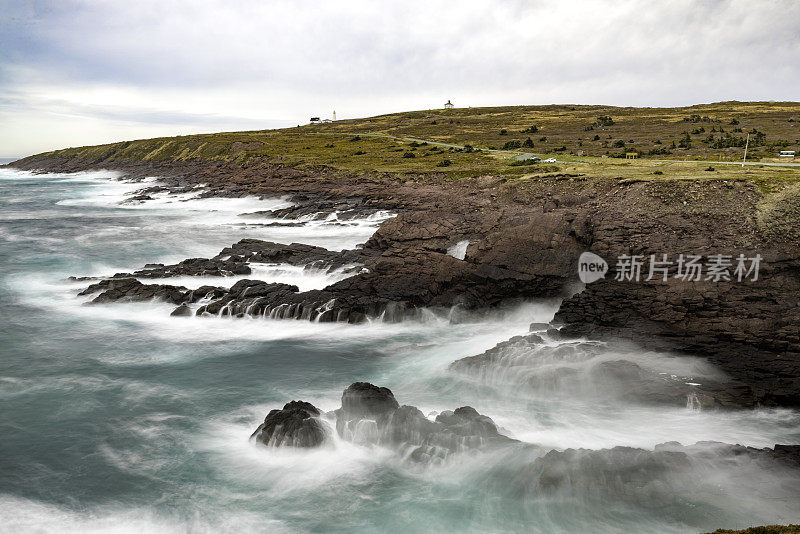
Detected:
left=21, top=101, right=800, bottom=187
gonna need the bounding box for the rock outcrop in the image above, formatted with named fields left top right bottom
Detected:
left=250, top=401, right=327, bottom=448
left=25, top=155, right=797, bottom=406
left=253, top=382, right=515, bottom=462
left=450, top=331, right=762, bottom=408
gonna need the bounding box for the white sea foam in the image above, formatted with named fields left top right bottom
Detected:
left=133, top=262, right=362, bottom=292
left=0, top=495, right=292, bottom=534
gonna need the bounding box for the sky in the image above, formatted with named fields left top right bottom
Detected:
left=1, top=0, right=798, bottom=157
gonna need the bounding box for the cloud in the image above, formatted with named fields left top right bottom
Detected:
left=1, top=0, right=799, bottom=156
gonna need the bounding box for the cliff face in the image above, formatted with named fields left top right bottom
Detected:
left=8, top=155, right=800, bottom=405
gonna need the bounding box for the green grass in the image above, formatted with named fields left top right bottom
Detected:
left=18, top=101, right=800, bottom=187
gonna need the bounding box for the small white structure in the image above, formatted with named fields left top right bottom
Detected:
left=444, top=100, right=454, bottom=109
left=779, top=150, right=796, bottom=157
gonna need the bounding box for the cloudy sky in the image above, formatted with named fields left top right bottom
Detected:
left=1, top=0, right=798, bottom=157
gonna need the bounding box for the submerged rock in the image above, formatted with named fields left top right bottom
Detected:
left=250, top=401, right=327, bottom=448
left=449, top=334, right=757, bottom=408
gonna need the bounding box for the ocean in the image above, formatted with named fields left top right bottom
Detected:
left=0, top=167, right=798, bottom=533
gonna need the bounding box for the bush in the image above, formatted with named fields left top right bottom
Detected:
left=523, top=125, right=539, bottom=133
left=523, top=137, right=534, bottom=148
left=350, top=136, right=361, bottom=142
left=594, top=116, right=615, bottom=127
left=402, top=152, right=415, bottom=158
left=436, top=159, right=453, bottom=167
left=463, top=144, right=474, bottom=153
left=705, top=166, right=715, bottom=171
left=653, top=170, right=663, bottom=175
left=353, top=150, right=366, bottom=155
left=539, top=136, right=547, bottom=142
left=593, top=135, right=600, bottom=141
left=612, top=140, right=626, bottom=148
left=502, top=140, right=522, bottom=150
left=499, top=129, right=508, bottom=135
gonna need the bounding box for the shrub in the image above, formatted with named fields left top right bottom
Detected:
left=705, top=166, right=715, bottom=171
left=594, top=116, right=615, bottom=127
left=612, top=140, right=626, bottom=148
left=350, top=136, right=361, bottom=142
left=463, top=144, right=474, bottom=153
left=502, top=140, right=522, bottom=150
left=593, top=135, right=600, bottom=141
left=499, top=129, right=508, bottom=135
left=402, top=152, right=415, bottom=158
left=353, top=150, right=366, bottom=155
left=539, top=136, right=547, bottom=142
left=523, top=125, right=539, bottom=133
left=653, top=170, right=663, bottom=175
left=523, top=137, right=534, bottom=148
left=436, top=159, right=453, bottom=167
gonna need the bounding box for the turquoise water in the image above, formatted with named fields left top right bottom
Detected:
left=1, top=167, right=798, bottom=533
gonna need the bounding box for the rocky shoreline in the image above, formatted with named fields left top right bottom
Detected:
left=7, top=156, right=800, bottom=407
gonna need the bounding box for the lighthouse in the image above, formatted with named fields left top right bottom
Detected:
left=332, top=110, right=337, bottom=121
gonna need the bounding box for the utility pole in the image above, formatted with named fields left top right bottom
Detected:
left=742, top=133, right=750, bottom=167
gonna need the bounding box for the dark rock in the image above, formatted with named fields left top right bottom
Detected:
left=80, top=278, right=192, bottom=305
left=340, top=382, right=400, bottom=422
left=170, top=304, right=192, bottom=316
left=250, top=400, right=327, bottom=448
left=333, top=382, right=515, bottom=462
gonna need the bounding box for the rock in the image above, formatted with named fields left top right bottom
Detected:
left=250, top=401, right=327, bottom=448
left=339, top=382, right=400, bottom=422
left=506, top=441, right=800, bottom=522
left=256, top=383, right=515, bottom=460
left=53, top=155, right=800, bottom=406
left=528, top=322, right=551, bottom=331
left=80, top=278, right=192, bottom=305
left=450, top=336, right=752, bottom=408
left=333, top=382, right=514, bottom=462
left=170, top=304, right=192, bottom=316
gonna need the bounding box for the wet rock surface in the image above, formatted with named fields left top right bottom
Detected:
left=250, top=401, right=327, bottom=448
left=450, top=332, right=761, bottom=408
left=509, top=441, right=800, bottom=515
left=29, top=155, right=797, bottom=406
left=255, top=382, right=515, bottom=461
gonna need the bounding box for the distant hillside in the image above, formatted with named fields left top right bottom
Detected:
left=14, top=101, right=800, bottom=185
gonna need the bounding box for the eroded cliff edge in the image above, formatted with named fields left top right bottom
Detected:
left=9, top=155, right=800, bottom=405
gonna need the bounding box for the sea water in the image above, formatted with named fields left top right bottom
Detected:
left=0, top=167, right=798, bottom=533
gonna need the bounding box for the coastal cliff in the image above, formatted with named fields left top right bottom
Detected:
left=9, top=102, right=800, bottom=406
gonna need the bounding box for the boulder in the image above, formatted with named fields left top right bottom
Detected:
left=250, top=401, right=327, bottom=448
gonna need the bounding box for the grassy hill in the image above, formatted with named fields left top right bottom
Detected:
left=17, top=101, right=800, bottom=189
